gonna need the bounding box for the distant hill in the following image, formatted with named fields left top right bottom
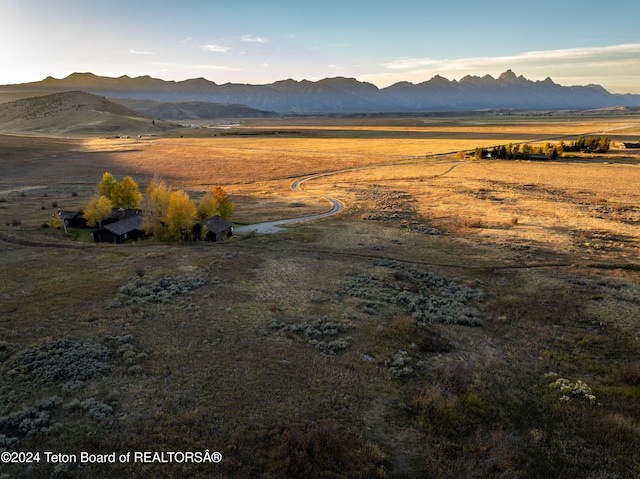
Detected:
left=0, top=91, right=180, bottom=134
left=2, top=71, right=640, bottom=113
left=111, top=98, right=273, bottom=120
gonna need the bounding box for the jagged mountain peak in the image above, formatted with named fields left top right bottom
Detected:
left=498, top=69, right=518, bottom=81
left=2, top=71, right=638, bottom=112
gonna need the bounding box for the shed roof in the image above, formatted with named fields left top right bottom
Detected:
left=197, top=215, right=233, bottom=233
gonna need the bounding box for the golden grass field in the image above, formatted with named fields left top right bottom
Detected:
left=1, top=115, right=640, bottom=478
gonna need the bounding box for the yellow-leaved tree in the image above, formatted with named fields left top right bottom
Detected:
left=197, top=186, right=234, bottom=220
left=212, top=186, right=233, bottom=219
left=84, top=195, right=113, bottom=227
left=97, top=172, right=142, bottom=209
left=166, top=189, right=197, bottom=241
left=98, top=172, right=118, bottom=199
left=143, top=177, right=172, bottom=239
left=111, top=175, right=142, bottom=209
left=197, top=192, right=218, bottom=220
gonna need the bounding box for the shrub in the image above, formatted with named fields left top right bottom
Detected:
left=7, top=336, right=111, bottom=385
left=389, top=314, right=416, bottom=332
left=266, top=315, right=353, bottom=356
left=547, top=375, right=597, bottom=405
left=80, top=398, right=113, bottom=420
left=616, top=361, right=640, bottom=385
left=434, top=360, right=476, bottom=395
left=224, top=421, right=388, bottom=479
left=463, top=217, right=483, bottom=228
left=334, top=260, right=484, bottom=327
left=0, top=397, right=62, bottom=448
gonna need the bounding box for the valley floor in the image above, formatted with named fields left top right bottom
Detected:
left=1, top=117, right=640, bottom=478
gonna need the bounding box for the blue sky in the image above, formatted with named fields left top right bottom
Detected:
left=2, top=0, right=639, bottom=93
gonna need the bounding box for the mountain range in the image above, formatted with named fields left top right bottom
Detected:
left=2, top=70, right=640, bottom=113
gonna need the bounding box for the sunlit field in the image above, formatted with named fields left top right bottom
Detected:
left=2, top=115, right=640, bottom=478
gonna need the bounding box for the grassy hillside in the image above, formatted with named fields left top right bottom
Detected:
left=0, top=91, right=181, bottom=135
left=112, top=98, right=273, bottom=121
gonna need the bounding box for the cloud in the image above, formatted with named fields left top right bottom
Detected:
left=201, top=44, right=231, bottom=53
left=369, top=43, right=640, bottom=92
left=128, top=50, right=154, bottom=55
left=383, top=44, right=640, bottom=74
left=152, top=62, right=238, bottom=72
left=241, top=35, right=268, bottom=43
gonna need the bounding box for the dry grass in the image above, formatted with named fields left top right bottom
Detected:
left=2, top=115, right=640, bottom=478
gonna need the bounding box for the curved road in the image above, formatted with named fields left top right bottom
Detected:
left=233, top=171, right=345, bottom=234
left=233, top=160, right=466, bottom=234
left=232, top=121, right=640, bottom=235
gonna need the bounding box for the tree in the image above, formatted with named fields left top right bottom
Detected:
left=143, top=177, right=172, bottom=239
left=505, top=143, right=513, bottom=159
left=111, top=175, right=142, bottom=209
left=212, top=186, right=234, bottom=219
left=98, top=172, right=118, bottom=200
left=598, top=136, right=611, bottom=152
left=197, top=192, right=218, bottom=219
left=474, top=147, right=486, bottom=160
left=84, top=195, right=113, bottom=227
left=166, top=189, right=197, bottom=241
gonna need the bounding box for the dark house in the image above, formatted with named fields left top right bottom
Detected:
left=92, top=213, right=145, bottom=244
left=57, top=210, right=87, bottom=228
left=193, top=215, right=233, bottom=242
left=102, top=208, right=142, bottom=225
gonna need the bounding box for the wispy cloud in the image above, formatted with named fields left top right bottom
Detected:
left=368, top=43, right=640, bottom=92
left=383, top=44, right=640, bottom=74
left=128, top=50, right=155, bottom=55
left=201, top=44, right=231, bottom=53
left=152, top=62, right=239, bottom=72
left=241, top=34, right=268, bottom=43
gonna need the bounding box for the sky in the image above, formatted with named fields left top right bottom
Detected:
left=1, top=0, right=639, bottom=93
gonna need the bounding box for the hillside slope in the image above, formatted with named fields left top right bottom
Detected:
left=112, top=98, right=273, bottom=120
left=0, top=91, right=180, bottom=134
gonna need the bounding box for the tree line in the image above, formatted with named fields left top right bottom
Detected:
left=83, top=173, right=233, bottom=241
left=473, top=136, right=611, bottom=160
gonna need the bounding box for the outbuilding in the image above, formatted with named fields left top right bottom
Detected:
left=193, top=215, right=233, bottom=242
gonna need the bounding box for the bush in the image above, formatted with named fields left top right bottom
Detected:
left=616, top=361, right=640, bottom=385
left=80, top=398, right=113, bottom=420
left=265, top=316, right=353, bottom=356
left=434, top=360, right=476, bottom=395
left=7, top=337, right=111, bottom=385
left=224, top=421, right=388, bottom=478
left=334, top=260, right=484, bottom=327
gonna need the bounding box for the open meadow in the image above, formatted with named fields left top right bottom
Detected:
left=2, top=115, right=640, bottom=478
